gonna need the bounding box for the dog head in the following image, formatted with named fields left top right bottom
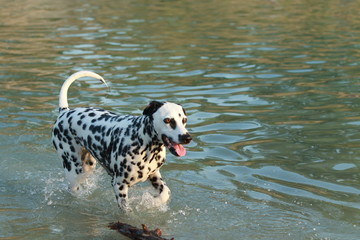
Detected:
left=143, top=101, right=192, bottom=157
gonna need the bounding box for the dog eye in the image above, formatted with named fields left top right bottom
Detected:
left=182, top=118, right=187, bottom=124
left=164, top=118, right=171, bottom=124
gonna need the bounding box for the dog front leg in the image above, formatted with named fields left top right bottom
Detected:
left=112, top=177, right=130, bottom=211
left=149, top=170, right=170, bottom=204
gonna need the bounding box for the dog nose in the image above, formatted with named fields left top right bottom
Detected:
left=179, top=133, right=192, bottom=144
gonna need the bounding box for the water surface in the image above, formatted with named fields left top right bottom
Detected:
left=1, top=0, right=360, bottom=239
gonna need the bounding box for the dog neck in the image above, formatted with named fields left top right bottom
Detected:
left=140, top=115, right=162, bottom=146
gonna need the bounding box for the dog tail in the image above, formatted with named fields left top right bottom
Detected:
left=58, top=71, right=107, bottom=111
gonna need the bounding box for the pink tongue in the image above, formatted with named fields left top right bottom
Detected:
left=173, top=144, right=186, bottom=157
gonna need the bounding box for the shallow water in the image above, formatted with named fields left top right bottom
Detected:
left=1, top=0, right=360, bottom=239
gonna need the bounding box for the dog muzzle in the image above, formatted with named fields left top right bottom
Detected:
left=161, top=134, right=191, bottom=157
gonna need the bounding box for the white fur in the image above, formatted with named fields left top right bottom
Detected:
left=59, top=71, right=107, bottom=109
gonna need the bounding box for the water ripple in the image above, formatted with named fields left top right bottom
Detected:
left=1, top=0, right=360, bottom=239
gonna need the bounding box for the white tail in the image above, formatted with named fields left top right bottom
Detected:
left=58, top=71, right=107, bottom=110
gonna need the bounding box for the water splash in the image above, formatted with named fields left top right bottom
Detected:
left=41, top=168, right=171, bottom=214
left=133, top=190, right=170, bottom=212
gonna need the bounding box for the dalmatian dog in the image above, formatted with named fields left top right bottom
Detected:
left=51, top=71, right=191, bottom=210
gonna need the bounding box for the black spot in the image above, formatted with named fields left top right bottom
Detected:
left=58, top=121, right=64, bottom=132
left=63, top=129, right=70, bottom=140
left=118, top=193, right=127, bottom=198
left=125, top=126, right=131, bottom=136
left=159, top=185, right=164, bottom=193
left=66, top=111, right=73, bottom=118
left=169, top=119, right=176, bottom=130
left=87, top=135, right=92, bottom=148
left=53, top=128, right=60, bottom=137
left=68, top=116, right=73, bottom=125
left=71, top=155, right=78, bottom=162
left=62, top=155, right=71, bottom=171
left=106, top=128, right=112, bottom=136
left=70, top=146, right=75, bottom=152
left=53, top=141, right=58, bottom=150
left=121, top=145, right=130, bottom=157
left=90, top=125, right=101, bottom=134
left=88, top=112, right=96, bottom=117
left=114, top=127, right=120, bottom=135
left=143, top=101, right=164, bottom=117
left=182, top=106, right=187, bottom=116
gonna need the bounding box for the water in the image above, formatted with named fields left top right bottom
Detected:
left=1, top=0, right=360, bottom=239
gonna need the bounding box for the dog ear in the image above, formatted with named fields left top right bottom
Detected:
left=143, top=101, right=164, bottom=116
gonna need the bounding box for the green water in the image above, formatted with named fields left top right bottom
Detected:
left=1, top=0, right=360, bottom=239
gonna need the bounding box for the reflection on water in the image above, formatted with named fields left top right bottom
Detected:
left=1, top=0, right=360, bottom=239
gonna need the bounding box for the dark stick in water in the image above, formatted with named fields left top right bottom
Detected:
left=108, top=221, right=174, bottom=240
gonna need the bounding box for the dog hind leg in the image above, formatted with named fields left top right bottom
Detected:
left=55, top=142, right=92, bottom=193
left=80, top=148, right=97, bottom=174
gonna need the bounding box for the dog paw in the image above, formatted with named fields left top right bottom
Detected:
left=154, top=186, right=171, bottom=204
left=118, top=200, right=132, bottom=213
